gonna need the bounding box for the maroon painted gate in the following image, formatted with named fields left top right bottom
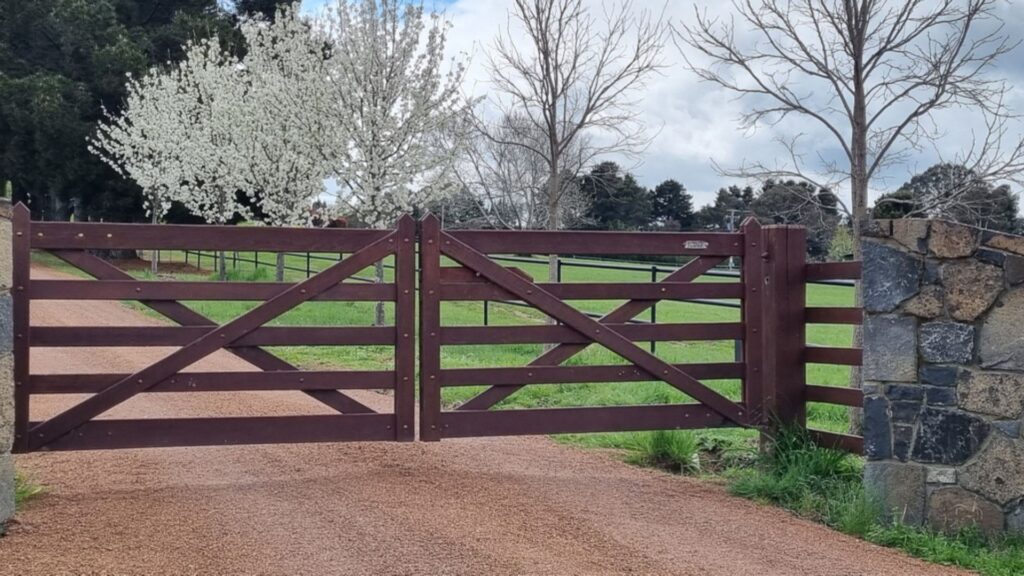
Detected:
left=12, top=206, right=416, bottom=452
left=11, top=205, right=865, bottom=453
left=418, top=214, right=770, bottom=440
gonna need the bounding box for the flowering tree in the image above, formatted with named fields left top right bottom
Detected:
left=319, top=0, right=469, bottom=323
left=236, top=6, right=336, bottom=280
left=91, top=4, right=334, bottom=281
left=89, top=69, right=189, bottom=274
left=158, top=39, right=253, bottom=279
left=91, top=37, right=251, bottom=279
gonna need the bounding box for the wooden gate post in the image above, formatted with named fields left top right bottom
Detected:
left=393, top=215, right=416, bottom=441
left=741, top=218, right=764, bottom=427
left=762, top=226, right=807, bottom=431
left=418, top=215, right=442, bottom=441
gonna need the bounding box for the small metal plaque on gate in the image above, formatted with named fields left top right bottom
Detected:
left=684, top=240, right=709, bottom=250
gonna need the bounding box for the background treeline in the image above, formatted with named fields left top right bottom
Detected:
left=434, top=160, right=1020, bottom=260
left=1, top=0, right=1020, bottom=263
left=0, top=0, right=293, bottom=222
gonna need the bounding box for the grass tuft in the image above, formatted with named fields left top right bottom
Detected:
left=15, top=473, right=44, bottom=508
left=626, top=430, right=701, bottom=474
left=217, top=266, right=272, bottom=282
left=727, top=424, right=1024, bottom=576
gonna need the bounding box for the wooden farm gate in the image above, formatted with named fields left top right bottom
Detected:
left=11, top=206, right=864, bottom=453
left=421, top=215, right=757, bottom=439
left=418, top=215, right=863, bottom=449
left=11, top=206, right=416, bottom=452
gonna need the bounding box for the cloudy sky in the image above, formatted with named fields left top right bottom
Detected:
left=301, top=0, right=1024, bottom=210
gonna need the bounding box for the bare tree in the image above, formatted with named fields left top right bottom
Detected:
left=676, top=0, right=1023, bottom=245
left=677, top=0, right=1024, bottom=431
left=482, top=0, right=668, bottom=281
left=456, top=112, right=589, bottom=230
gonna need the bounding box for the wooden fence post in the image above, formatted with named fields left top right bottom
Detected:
left=10, top=203, right=29, bottom=455
left=418, top=215, right=442, bottom=441
left=393, top=216, right=416, bottom=441
left=741, top=218, right=764, bottom=427
left=762, top=226, right=807, bottom=434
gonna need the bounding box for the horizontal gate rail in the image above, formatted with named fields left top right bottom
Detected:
left=37, top=414, right=396, bottom=451
left=15, top=207, right=417, bottom=451
left=439, top=323, right=743, bottom=345
left=804, top=384, right=863, bottom=407
left=440, top=363, right=745, bottom=386
left=438, top=282, right=743, bottom=301
left=805, top=346, right=863, bottom=365
left=31, top=326, right=396, bottom=347
left=28, top=220, right=390, bottom=250
left=442, top=229, right=745, bottom=255
left=804, top=307, right=863, bottom=324
left=440, top=405, right=732, bottom=438
left=29, top=279, right=394, bottom=301
left=29, top=370, right=396, bottom=394
left=805, top=261, right=862, bottom=281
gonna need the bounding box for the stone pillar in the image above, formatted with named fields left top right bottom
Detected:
left=0, top=196, right=14, bottom=525
left=862, top=219, right=1024, bottom=536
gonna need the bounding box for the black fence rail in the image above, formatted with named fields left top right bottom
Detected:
left=168, top=249, right=854, bottom=359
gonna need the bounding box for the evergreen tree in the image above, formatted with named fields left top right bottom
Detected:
left=578, top=162, right=652, bottom=230
left=0, top=0, right=289, bottom=221
left=872, top=163, right=1020, bottom=233
left=750, top=179, right=840, bottom=259
left=694, top=185, right=754, bottom=230
left=651, top=179, right=694, bottom=229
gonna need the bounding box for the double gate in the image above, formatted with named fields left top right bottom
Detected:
left=9, top=205, right=863, bottom=452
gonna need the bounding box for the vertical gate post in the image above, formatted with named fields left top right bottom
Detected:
left=418, top=215, right=442, bottom=441
left=762, top=226, right=807, bottom=431
left=393, top=216, right=416, bottom=441
left=741, top=218, right=764, bottom=426
left=10, top=204, right=28, bottom=454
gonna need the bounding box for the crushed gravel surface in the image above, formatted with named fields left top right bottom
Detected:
left=0, top=266, right=967, bottom=575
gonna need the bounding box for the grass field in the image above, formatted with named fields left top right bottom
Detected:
left=34, top=248, right=856, bottom=457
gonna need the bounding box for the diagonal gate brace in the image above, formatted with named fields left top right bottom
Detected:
left=51, top=250, right=375, bottom=415
left=30, top=232, right=398, bottom=449
left=438, top=231, right=748, bottom=426
left=458, top=255, right=728, bottom=410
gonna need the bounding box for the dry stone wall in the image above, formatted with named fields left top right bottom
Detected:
left=862, top=218, right=1024, bottom=536
left=0, top=197, right=14, bottom=527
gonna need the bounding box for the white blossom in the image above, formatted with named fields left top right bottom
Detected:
left=318, top=0, right=469, bottom=228
left=235, top=5, right=336, bottom=228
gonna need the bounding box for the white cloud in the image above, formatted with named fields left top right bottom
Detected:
left=302, top=0, right=1024, bottom=211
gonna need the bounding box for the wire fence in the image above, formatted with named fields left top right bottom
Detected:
left=165, top=249, right=854, bottom=357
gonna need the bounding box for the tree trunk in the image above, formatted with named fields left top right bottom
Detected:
left=544, top=164, right=561, bottom=350
left=546, top=170, right=562, bottom=272
left=847, top=53, right=870, bottom=435
left=150, top=209, right=159, bottom=277
left=276, top=252, right=285, bottom=282
left=374, top=260, right=386, bottom=326
left=218, top=251, right=227, bottom=281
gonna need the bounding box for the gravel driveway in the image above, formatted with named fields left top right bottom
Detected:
left=0, top=265, right=967, bottom=575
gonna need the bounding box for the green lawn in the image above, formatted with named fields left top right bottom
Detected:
left=34, top=248, right=856, bottom=455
